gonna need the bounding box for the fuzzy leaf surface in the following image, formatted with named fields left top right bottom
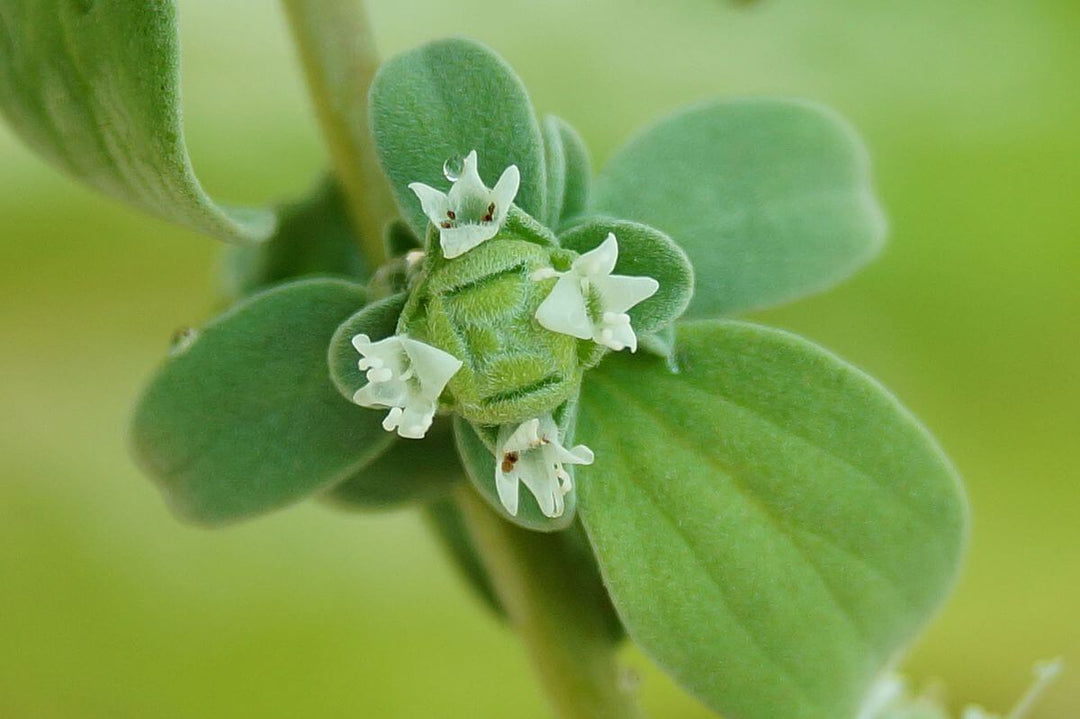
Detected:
left=370, top=38, right=546, bottom=237
left=0, top=1, right=274, bottom=243
left=577, top=321, right=966, bottom=719
left=595, top=99, right=886, bottom=317
left=132, top=279, right=389, bottom=525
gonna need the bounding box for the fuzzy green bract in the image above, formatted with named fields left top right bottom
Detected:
left=542, top=115, right=592, bottom=229
left=576, top=321, right=967, bottom=719
left=595, top=99, right=886, bottom=317
left=132, top=279, right=394, bottom=525
left=0, top=0, right=275, bottom=244
left=370, top=38, right=548, bottom=238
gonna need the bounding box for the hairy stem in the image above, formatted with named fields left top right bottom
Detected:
left=456, top=486, right=645, bottom=719
left=281, top=0, right=394, bottom=265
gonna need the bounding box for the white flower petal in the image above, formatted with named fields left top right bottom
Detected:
left=549, top=442, right=594, bottom=467
left=396, top=402, right=436, bottom=439
left=491, top=164, right=520, bottom=225
left=446, top=150, right=487, bottom=206
left=573, top=233, right=619, bottom=277
left=517, top=453, right=562, bottom=517
left=534, top=274, right=593, bottom=340
left=501, top=418, right=542, bottom=454
left=440, top=223, right=498, bottom=259
left=399, top=337, right=463, bottom=401
left=353, top=378, right=409, bottom=409
left=592, top=274, right=660, bottom=315
left=496, top=463, right=521, bottom=516
left=408, top=183, right=451, bottom=227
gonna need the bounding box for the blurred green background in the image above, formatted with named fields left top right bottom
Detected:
left=1, top=0, right=1077, bottom=716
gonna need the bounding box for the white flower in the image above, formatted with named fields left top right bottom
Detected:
left=495, top=415, right=594, bottom=518
left=408, top=150, right=520, bottom=259
left=533, top=233, right=659, bottom=352
left=351, top=334, right=462, bottom=439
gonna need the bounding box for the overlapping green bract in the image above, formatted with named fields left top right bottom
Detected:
left=0, top=0, right=274, bottom=244
left=576, top=321, right=967, bottom=719
left=595, top=99, right=887, bottom=317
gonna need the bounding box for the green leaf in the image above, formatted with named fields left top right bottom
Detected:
left=453, top=406, right=583, bottom=533
left=576, top=321, right=966, bottom=719
left=542, top=115, right=592, bottom=229
left=325, top=417, right=461, bottom=509
left=370, top=38, right=547, bottom=237
left=559, top=218, right=694, bottom=336
left=222, top=175, right=367, bottom=299
left=132, top=279, right=391, bottom=525
left=423, top=496, right=506, bottom=619
left=0, top=1, right=274, bottom=244
left=594, top=99, right=886, bottom=317
left=327, top=292, right=407, bottom=403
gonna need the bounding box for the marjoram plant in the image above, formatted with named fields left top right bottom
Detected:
left=0, top=2, right=1061, bottom=718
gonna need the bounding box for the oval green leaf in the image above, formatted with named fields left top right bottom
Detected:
left=576, top=320, right=966, bottom=719
left=0, top=1, right=275, bottom=244
left=370, top=38, right=547, bottom=238
left=594, top=99, right=886, bottom=317
left=131, top=279, right=391, bottom=525
left=559, top=218, right=694, bottom=337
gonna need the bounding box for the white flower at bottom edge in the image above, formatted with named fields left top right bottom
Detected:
left=533, top=233, right=659, bottom=352
left=351, top=333, right=462, bottom=439
left=495, top=415, right=594, bottom=519
left=408, top=150, right=520, bottom=259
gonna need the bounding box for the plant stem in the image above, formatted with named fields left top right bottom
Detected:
left=281, top=0, right=394, bottom=266
left=456, top=486, right=646, bottom=719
